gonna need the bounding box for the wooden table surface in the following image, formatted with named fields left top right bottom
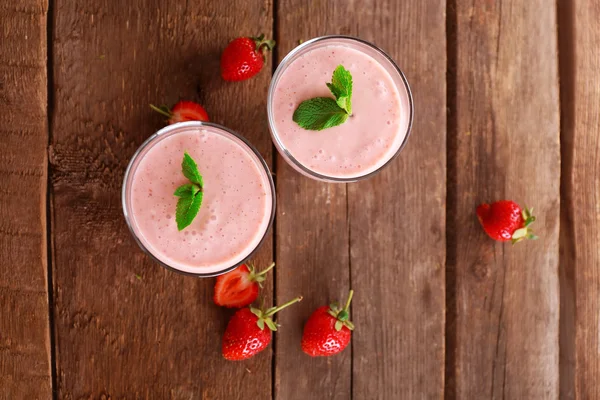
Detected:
left=1, top=0, right=598, bottom=399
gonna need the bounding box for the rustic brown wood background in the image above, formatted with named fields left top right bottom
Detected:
left=0, top=0, right=597, bottom=398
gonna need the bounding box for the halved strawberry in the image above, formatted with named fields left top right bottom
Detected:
left=213, top=262, right=275, bottom=308
left=150, top=100, right=209, bottom=124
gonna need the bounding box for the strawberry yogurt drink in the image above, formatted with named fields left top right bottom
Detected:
left=268, top=36, right=413, bottom=182
left=122, top=122, right=275, bottom=277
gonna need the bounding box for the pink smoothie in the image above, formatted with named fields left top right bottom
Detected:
left=270, top=39, right=411, bottom=179
left=124, top=123, right=273, bottom=275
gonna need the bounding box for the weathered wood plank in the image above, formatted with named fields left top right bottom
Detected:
left=50, top=1, right=274, bottom=397
left=274, top=1, right=446, bottom=399
left=564, top=0, right=600, bottom=398
left=0, top=2, right=52, bottom=399
left=450, top=1, right=560, bottom=398
left=347, top=1, right=446, bottom=398
left=274, top=3, right=352, bottom=400
left=557, top=1, right=575, bottom=398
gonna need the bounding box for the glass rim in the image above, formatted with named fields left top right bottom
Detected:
left=267, top=35, right=415, bottom=183
left=121, top=121, right=276, bottom=278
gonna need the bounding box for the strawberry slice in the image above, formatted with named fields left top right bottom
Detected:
left=213, top=263, right=275, bottom=308
left=150, top=100, right=209, bottom=124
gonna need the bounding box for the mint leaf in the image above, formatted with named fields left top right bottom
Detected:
left=182, top=152, right=203, bottom=186
left=293, top=97, right=349, bottom=131
left=293, top=65, right=353, bottom=131
left=329, top=65, right=352, bottom=114
left=174, top=183, right=200, bottom=197
left=335, top=95, right=351, bottom=114
left=176, top=191, right=203, bottom=231
left=326, top=82, right=344, bottom=99
left=174, top=153, right=204, bottom=231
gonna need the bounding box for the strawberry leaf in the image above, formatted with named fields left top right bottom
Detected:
left=334, top=320, right=343, bottom=331
left=512, top=227, right=528, bottom=239
left=265, top=318, right=278, bottom=331
left=250, top=307, right=262, bottom=318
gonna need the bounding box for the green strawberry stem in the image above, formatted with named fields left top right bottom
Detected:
left=252, top=34, right=276, bottom=52
left=257, top=262, right=275, bottom=276
left=337, top=290, right=354, bottom=322
left=149, top=104, right=172, bottom=118
left=248, top=262, right=275, bottom=287
left=343, top=290, right=354, bottom=312
left=264, top=296, right=303, bottom=317
left=329, top=290, right=355, bottom=331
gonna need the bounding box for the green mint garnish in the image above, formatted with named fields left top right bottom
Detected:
left=292, top=97, right=349, bottom=131
left=174, top=152, right=203, bottom=231
left=293, top=65, right=353, bottom=131
left=181, top=152, right=203, bottom=186
left=327, top=65, right=353, bottom=114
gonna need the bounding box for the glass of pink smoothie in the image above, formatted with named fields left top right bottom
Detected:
left=122, top=121, right=275, bottom=277
left=268, top=36, right=413, bottom=182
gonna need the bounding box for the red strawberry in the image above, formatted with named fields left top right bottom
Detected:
left=476, top=200, right=538, bottom=243
left=222, top=296, right=302, bottom=361
left=221, top=34, right=275, bottom=82
left=150, top=101, right=209, bottom=124
left=301, top=290, right=354, bottom=357
left=213, top=262, right=275, bottom=308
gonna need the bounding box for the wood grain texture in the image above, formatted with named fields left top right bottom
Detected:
left=566, top=1, right=600, bottom=398
left=50, top=0, right=274, bottom=397
left=450, top=1, right=560, bottom=398
left=557, top=0, right=575, bottom=398
left=0, top=2, right=52, bottom=399
left=274, top=3, right=352, bottom=400
left=347, top=1, right=447, bottom=398
left=274, top=1, right=446, bottom=399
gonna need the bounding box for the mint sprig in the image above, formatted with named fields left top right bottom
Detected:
left=292, top=97, right=349, bottom=131
left=174, top=152, right=203, bottom=231
left=327, top=65, right=352, bottom=114
left=293, top=65, right=353, bottom=131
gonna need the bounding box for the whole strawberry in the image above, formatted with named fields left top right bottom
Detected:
left=150, top=101, right=209, bottom=124
left=222, top=296, right=302, bottom=361
left=221, top=34, right=275, bottom=82
left=476, top=200, right=537, bottom=243
left=301, top=290, right=354, bottom=357
left=214, top=262, right=275, bottom=308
